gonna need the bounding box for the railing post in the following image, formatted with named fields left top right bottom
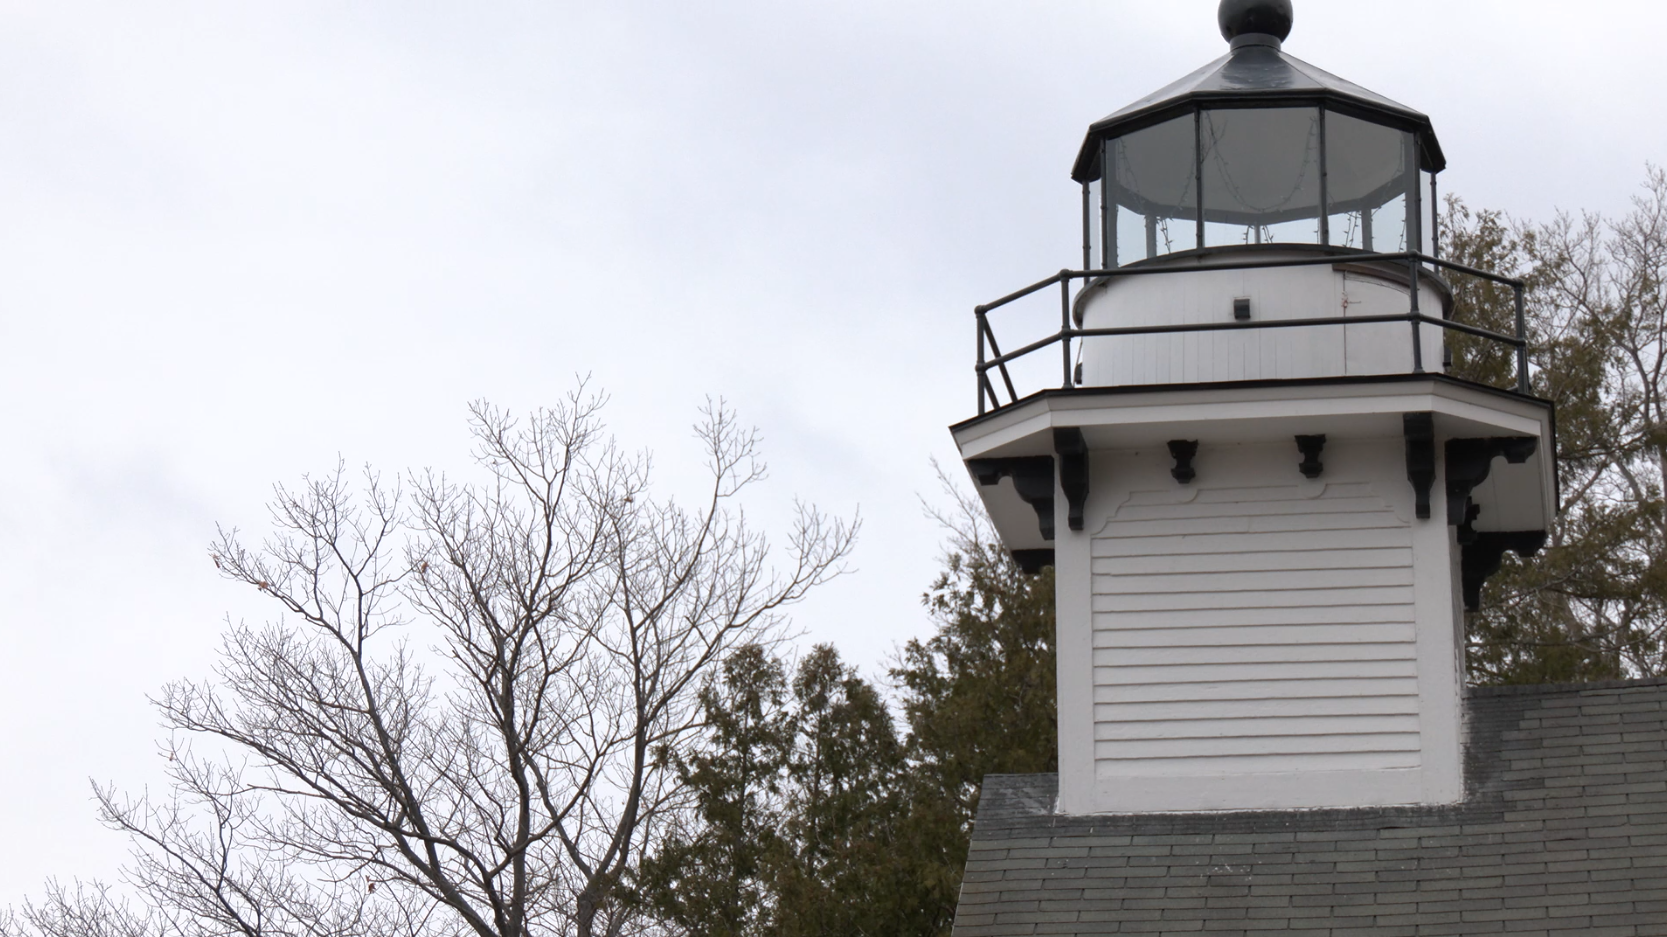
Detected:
left=1061, top=276, right=1073, bottom=389
left=1101, top=140, right=1116, bottom=270
left=1081, top=184, right=1092, bottom=274
left=967, top=254, right=1532, bottom=415
left=1431, top=173, right=1441, bottom=261
left=1318, top=107, right=1330, bottom=246
left=1193, top=110, right=1206, bottom=250
left=1408, top=253, right=1425, bottom=373
left=976, top=306, right=988, bottom=416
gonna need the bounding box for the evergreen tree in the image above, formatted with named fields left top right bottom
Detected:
left=771, top=646, right=907, bottom=937
left=887, top=484, right=1057, bottom=936
left=634, top=645, right=792, bottom=937
left=635, top=645, right=916, bottom=937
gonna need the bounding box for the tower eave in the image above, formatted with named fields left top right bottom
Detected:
left=952, top=374, right=1557, bottom=566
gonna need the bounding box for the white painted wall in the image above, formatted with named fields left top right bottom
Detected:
left=1056, top=437, right=1464, bottom=814
left=1075, top=253, right=1448, bottom=387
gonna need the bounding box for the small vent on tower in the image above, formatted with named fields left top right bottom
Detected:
left=1233, top=297, right=1252, bottom=321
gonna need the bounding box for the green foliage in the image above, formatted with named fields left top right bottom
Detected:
left=886, top=518, right=1057, bottom=935
left=770, top=645, right=911, bottom=937
left=635, top=493, right=1057, bottom=937
left=634, top=645, right=790, bottom=937
left=633, top=644, right=915, bottom=937
left=899, top=543, right=1059, bottom=800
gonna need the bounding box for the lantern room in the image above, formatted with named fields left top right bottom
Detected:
left=1077, top=0, right=1443, bottom=265
left=1064, top=0, right=1458, bottom=389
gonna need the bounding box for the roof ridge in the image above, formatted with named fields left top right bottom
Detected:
left=1275, top=49, right=1421, bottom=116
left=1466, top=674, right=1667, bottom=697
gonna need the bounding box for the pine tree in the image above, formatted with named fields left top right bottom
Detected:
left=771, top=646, right=907, bottom=937
left=633, top=645, right=791, bottom=937
left=888, top=494, right=1057, bottom=936
left=635, top=645, right=915, bottom=936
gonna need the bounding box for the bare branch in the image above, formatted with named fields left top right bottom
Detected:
left=33, top=392, right=854, bottom=937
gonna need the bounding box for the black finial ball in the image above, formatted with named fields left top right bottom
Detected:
left=1218, top=0, right=1294, bottom=42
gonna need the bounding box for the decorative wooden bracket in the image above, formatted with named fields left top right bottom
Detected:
left=1460, top=531, right=1547, bottom=610
left=1010, top=549, right=1056, bottom=574
left=1445, top=437, right=1538, bottom=526
left=1054, top=428, right=1089, bottom=532
left=1168, top=440, right=1199, bottom=484
left=967, top=456, right=1056, bottom=541
left=1456, top=502, right=1482, bottom=544
left=1403, top=413, right=1436, bottom=520
left=1295, top=435, right=1326, bottom=479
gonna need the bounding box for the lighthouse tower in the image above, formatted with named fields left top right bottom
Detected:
left=954, top=0, right=1555, bottom=814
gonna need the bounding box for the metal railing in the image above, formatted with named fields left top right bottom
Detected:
left=974, top=250, right=1529, bottom=416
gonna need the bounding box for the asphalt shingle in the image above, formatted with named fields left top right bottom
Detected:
left=953, top=678, right=1667, bottom=937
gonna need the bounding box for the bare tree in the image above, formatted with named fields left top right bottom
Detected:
left=4, top=881, right=157, bottom=937
left=9, top=392, right=854, bottom=937
left=1450, top=168, right=1667, bottom=679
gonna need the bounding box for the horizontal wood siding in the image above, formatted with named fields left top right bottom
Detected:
left=1093, top=480, right=1419, bottom=778
left=1095, top=713, right=1421, bottom=740
left=1095, top=749, right=1423, bottom=777
left=1094, top=694, right=1420, bottom=722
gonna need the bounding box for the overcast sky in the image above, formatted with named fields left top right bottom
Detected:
left=3, top=0, right=1664, bottom=895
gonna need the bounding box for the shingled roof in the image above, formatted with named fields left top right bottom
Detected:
left=953, top=678, right=1667, bottom=936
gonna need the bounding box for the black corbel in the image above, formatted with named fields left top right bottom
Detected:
left=1168, top=440, right=1199, bottom=484
left=1456, top=502, right=1482, bottom=545
left=1295, top=435, right=1326, bottom=479
left=967, top=456, right=1056, bottom=541
left=1011, top=549, right=1056, bottom=574
left=1445, top=436, right=1539, bottom=527
left=1054, top=428, right=1090, bottom=533
left=1460, top=531, right=1547, bottom=611
left=1404, top=413, right=1436, bottom=520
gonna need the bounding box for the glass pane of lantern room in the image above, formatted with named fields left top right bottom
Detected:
left=1326, top=112, right=1412, bottom=252
left=1107, top=114, right=1198, bottom=264
left=1200, top=108, right=1322, bottom=247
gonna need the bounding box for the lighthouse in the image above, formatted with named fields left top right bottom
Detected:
left=953, top=0, right=1556, bottom=815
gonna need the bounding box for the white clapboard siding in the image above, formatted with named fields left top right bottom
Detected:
left=1092, top=524, right=1407, bottom=555
left=1093, top=480, right=1418, bottom=777
left=1097, top=641, right=1413, bottom=666
left=1096, top=750, right=1421, bottom=777
left=1098, top=613, right=1415, bottom=636
left=1098, top=732, right=1421, bottom=760
left=1096, top=694, right=1421, bottom=722
left=1095, top=586, right=1413, bottom=613
left=1099, top=546, right=1411, bottom=575
left=1095, top=713, right=1422, bottom=741
left=1104, top=566, right=1414, bottom=593
left=1094, top=676, right=1419, bottom=703
left=1095, top=657, right=1416, bottom=685
left=1100, top=624, right=1417, bottom=649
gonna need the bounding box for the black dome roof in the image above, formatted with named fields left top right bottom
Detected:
left=1071, top=18, right=1444, bottom=183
